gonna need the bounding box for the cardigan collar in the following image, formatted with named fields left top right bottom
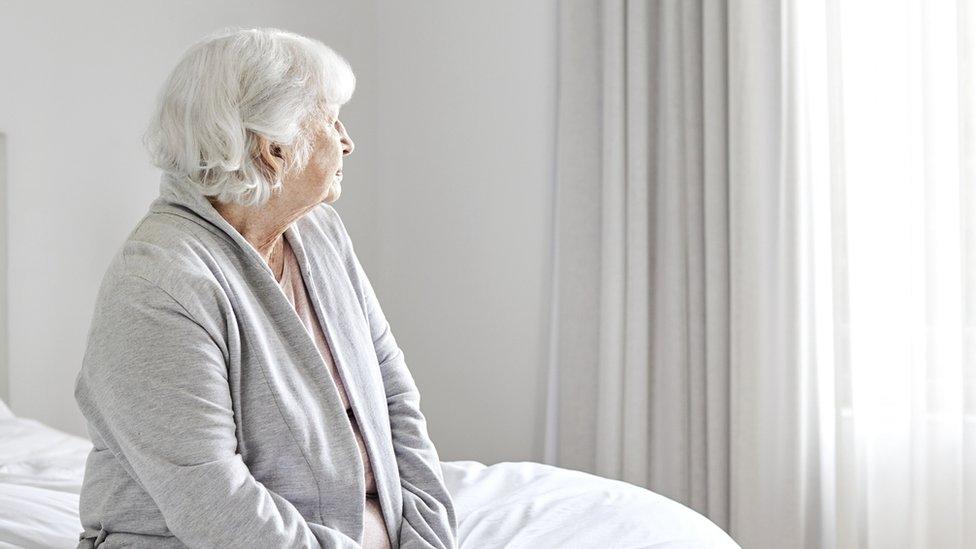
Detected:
left=151, top=171, right=370, bottom=445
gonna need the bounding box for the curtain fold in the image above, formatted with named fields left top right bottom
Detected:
left=726, top=0, right=812, bottom=545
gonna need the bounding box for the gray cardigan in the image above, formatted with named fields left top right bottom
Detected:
left=73, top=172, right=458, bottom=548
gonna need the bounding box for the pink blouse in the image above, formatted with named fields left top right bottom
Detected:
left=276, top=233, right=391, bottom=549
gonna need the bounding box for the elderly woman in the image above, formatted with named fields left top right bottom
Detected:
left=73, top=28, right=457, bottom=549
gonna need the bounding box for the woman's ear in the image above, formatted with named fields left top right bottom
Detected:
left=253, top=134, right=285, bottom=183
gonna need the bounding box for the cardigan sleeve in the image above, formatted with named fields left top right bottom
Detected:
left=74, top=273, right=361, bottom=549
left=328, top=209, right=459, bottom=549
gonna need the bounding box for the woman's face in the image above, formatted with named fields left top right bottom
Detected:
left=290, top=104, right=355, bottom=205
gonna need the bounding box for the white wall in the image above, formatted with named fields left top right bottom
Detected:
left=374, top=2, right=557, bottom=463
left=0, top=0, right=556, bottom=465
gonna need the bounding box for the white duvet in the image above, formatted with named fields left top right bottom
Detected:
left=0, top=402, right=738, bottom=548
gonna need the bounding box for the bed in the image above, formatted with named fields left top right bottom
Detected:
left=0, top=399, right=739, bottom=548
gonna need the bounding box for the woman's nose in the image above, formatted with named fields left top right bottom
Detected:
left=338, top=120, right=354, bottom=156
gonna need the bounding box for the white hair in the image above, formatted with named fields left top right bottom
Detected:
left=143, top=27, right=356, bottom=206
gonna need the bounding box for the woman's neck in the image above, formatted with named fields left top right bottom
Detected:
left=209, top=193, right=314, bottom=276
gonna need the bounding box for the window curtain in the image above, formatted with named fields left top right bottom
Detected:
left=545, top=1, right=976, bottom=548
left=544, top=0, right=732, bottom=531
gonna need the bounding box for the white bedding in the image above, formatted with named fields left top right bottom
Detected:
left=0, top=405, right=91, bottom=549
left=0, top=404, right=738, bottom=548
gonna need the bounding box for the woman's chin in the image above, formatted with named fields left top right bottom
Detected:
left=323, top=181, right=341, bottom=203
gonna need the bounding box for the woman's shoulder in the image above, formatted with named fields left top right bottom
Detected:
left=95, top=213, right=234, bottom=325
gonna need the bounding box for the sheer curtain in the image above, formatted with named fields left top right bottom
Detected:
left=735, top=0, right=976, bottom=546
left=805, top=1, right=976, bottom=547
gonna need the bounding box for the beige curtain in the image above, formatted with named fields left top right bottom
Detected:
left=544, top=0, right=731, bottom=531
